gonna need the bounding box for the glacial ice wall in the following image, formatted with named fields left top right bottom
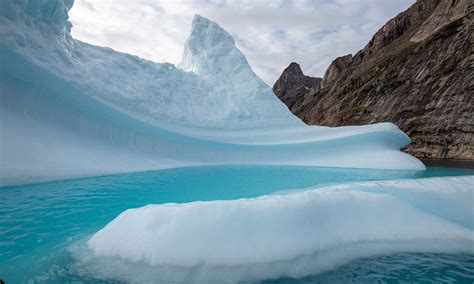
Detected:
left=85, top=176, right=474, bottom=283
left=0, top=0, right=424, bottom=186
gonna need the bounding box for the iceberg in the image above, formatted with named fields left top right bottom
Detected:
left=0, top=0, right=424, bottom=186
left=85, top=176, right=474, bottom=282
left=2, top=2, right=472, bottom=283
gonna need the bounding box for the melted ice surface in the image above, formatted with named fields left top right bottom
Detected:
left=0, top=0, right=424, bottom=186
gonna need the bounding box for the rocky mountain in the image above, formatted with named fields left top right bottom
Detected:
left=272, top=62, right=322, bottom=112
left=273, top=0, right=473, bottom=160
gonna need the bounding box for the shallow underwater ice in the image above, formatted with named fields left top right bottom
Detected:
left=85, top=176, right=474, bottom=282
left=0, top=0, right=424, bottom=186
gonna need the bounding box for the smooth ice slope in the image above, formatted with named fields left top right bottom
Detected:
left=0, top=0, right=424, bottom=186
left=87, top=176, right=474, bottom=282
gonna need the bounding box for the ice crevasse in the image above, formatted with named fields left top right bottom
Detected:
left=0, top=0, right=424, bottom=186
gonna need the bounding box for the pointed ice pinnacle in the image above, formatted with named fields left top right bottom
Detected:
left=180, top=14, right=251, bottom=76
left=178, top=14, right=299, bottom=128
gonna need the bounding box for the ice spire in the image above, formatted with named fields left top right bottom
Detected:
left=179, top=14, right=251, bottom=76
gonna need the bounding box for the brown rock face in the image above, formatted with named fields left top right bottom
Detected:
left=322, top=54, right=352, bottom=87
left=411, top=0, right=471, bottom=42
left=273, top=62, right=322, bottom=113
left=357, top=0, right=440, bottom=60
left=273, top=0, right=474, bottom=160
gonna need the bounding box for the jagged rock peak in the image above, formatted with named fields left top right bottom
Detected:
left=276, top=62, right=320, bottom=84
left=179, top=14, right=249, bottom=75
left=273, top=62, right=321, bottom=108
left=284, top=62, right=306, bottom=75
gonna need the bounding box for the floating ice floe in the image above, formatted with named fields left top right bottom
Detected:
left=84, top=176, right=474, bottom=283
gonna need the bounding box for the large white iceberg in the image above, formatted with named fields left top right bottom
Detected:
left=0, top=0, right=424, bottom=186
left=85, top=176, right=474, bottom=282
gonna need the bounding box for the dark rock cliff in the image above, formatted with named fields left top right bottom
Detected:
left=273, top=0, right=473, bottom=160
left=273, top=62, right=322, bottom=112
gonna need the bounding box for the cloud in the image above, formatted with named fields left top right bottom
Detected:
left=69, top=0, right=415, bottom=85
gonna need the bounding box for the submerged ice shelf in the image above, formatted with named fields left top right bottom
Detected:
left=0, top=0, right=424, bottom=186
left=1, top=166, right=473, bottom=283
left=89, top=176, right=474, bottom=265
left=87, top=176, right=474, bottom=282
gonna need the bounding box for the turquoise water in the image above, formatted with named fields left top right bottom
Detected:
left=265, top=253, right=474, bottom=283
left=1, top=165, right=474, bottom=283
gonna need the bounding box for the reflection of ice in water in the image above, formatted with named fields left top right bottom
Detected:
left=1, top=1, right=423, bottom=186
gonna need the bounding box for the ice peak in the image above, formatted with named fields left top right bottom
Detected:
left=190, top=14, right=235, bottom=47
left=192, top=14, right=216, bottom=26
left=179, top=14, right=248, bottom=75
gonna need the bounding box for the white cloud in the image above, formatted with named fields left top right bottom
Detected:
left=69, top=0, right=415, bottom=85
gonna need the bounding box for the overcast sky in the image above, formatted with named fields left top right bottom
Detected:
left=69, top=0, right=415, bottom=85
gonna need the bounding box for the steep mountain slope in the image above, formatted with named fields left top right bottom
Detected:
left=273, top=0, right=473, bottom=160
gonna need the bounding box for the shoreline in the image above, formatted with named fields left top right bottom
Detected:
left=421, top=159, right=474, bottom=169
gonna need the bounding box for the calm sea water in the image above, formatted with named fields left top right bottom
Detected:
left=1, top=165, right=473, bottom=283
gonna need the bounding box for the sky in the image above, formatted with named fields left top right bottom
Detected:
left=69, top=0, right=415, bottom=86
